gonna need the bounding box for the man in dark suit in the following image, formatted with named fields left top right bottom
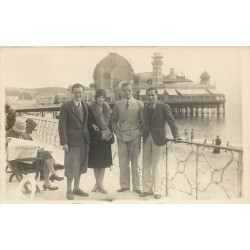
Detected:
left=58, top=83, right=90, bottom=200
left=140, top=87, right=180, bottom=199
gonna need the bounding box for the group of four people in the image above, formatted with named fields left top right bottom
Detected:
left=58, top=82, right=180, bottom=200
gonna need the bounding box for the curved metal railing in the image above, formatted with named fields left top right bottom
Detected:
left=165, top=139, right=243, bottom=199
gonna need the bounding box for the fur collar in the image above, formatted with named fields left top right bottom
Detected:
left=89, top=100, right=111, bottom=130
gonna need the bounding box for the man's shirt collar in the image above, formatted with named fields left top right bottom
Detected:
left=73, top=99, right=82, bottom=107
left=124, top=97, right=133, bottom=103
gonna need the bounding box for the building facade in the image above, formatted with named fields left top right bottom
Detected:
left=91, top=52, right=225, bottom=117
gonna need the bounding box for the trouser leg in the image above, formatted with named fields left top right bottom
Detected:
left=39, top=170, right=44, bottom=179
left=67, top=177, right=73, bottom=192
left=129, top=137, right=141, bottom=190
left=151, top=139, right=165, bottom=195
left=143, top=134, right=153, bottom=193
left=117, top=139, right=130, bottom=189
left=73, top=175, right=81, bottom=191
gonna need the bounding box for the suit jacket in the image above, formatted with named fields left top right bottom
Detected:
left=111, top=98, right=144, bottom=142
left=143, top=101, right=179, bottom=146
left=58, top=100, right=90, bottom=146
left=6, top=128, right=32, bottom=140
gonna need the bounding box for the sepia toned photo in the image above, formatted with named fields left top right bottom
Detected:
left=1, top=46, right=249, bottom=203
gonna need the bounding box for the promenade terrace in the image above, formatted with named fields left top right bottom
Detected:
left=5, top=112, right=243, bottom=203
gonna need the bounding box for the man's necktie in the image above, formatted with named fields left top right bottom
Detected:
left=126, top=100, right=129, bottom=110
left=78, top=103, right=83, bottom=120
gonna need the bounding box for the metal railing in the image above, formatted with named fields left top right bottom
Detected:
left=22, top=115, right=243, bottom=200
left=165, top=139, right=243, bottom=199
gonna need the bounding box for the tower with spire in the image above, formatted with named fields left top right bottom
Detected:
left=152, top=52, right=163, bottom=85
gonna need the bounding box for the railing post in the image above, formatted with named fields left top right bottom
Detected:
left=195, top=144, right=199, bottom=199
left=166, top=141, right=168, bottom=196
left=238, top=151, right=243, bottom=197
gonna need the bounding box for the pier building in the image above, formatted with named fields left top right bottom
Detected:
left=91, top=52, right=226, bottom=117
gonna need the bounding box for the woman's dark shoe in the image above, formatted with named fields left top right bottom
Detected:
left=43, top=184, right=59, bottom=191
left=99, top=186, right=108, bottom=194
left=91, top=184, right=99, bottom=192
left=49, top=174, right=64, bottom=182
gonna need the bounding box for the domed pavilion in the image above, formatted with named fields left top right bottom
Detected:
left=93, top=53, right=134, bottom=90
left=200, top=70, right=211, bottom=84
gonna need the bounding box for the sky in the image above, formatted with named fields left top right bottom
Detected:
left=1, top=46, right=247, bottom=113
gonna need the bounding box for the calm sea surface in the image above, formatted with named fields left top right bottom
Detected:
left=175, top=113, right=242, bottom=146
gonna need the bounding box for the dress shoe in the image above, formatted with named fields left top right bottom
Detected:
left=73, top=189, right=89, bottom=197
left=66, top=191, right=74, bottom=200
left=43, top=184, right=59, bottom=191
left=117, top=188, right=130, bottom=192
left=54, top=163, right=64, bottom=171
left=139, top=192, right=153, bottom=197
left=91, top=184, right=99, bottom=192
left=133, top=189, right=142, bottom=194
left=154, top=194, right=162, bottom=199
left=99, top=186, right=108, bottom=194
left=49, top=174, right=64, bottom=182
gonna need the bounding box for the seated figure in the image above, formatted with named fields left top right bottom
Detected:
left=25, top=118, right=64, bottom=180
left=6, top=118, right=64, bottom=191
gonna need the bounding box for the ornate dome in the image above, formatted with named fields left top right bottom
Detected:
left=200, top=71, right=210, bottom=81
left=93, top=53, right=134, bottom=89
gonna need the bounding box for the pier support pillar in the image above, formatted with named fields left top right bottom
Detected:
left=217, top=105, right=220, bottom=116
left=190, top=106, right=193, bottom=117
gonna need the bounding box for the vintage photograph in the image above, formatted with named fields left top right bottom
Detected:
left=1, top=46, right=248, bottom=203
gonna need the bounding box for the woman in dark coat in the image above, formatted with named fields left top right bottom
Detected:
left=88, top=89, right=114, bottom=194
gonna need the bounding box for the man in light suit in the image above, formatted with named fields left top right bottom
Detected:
left=140, top=87, right=180, bottom=199
left=111, top=82, right=144, bottom=194
left=58, top=83, right=90, bottom=200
